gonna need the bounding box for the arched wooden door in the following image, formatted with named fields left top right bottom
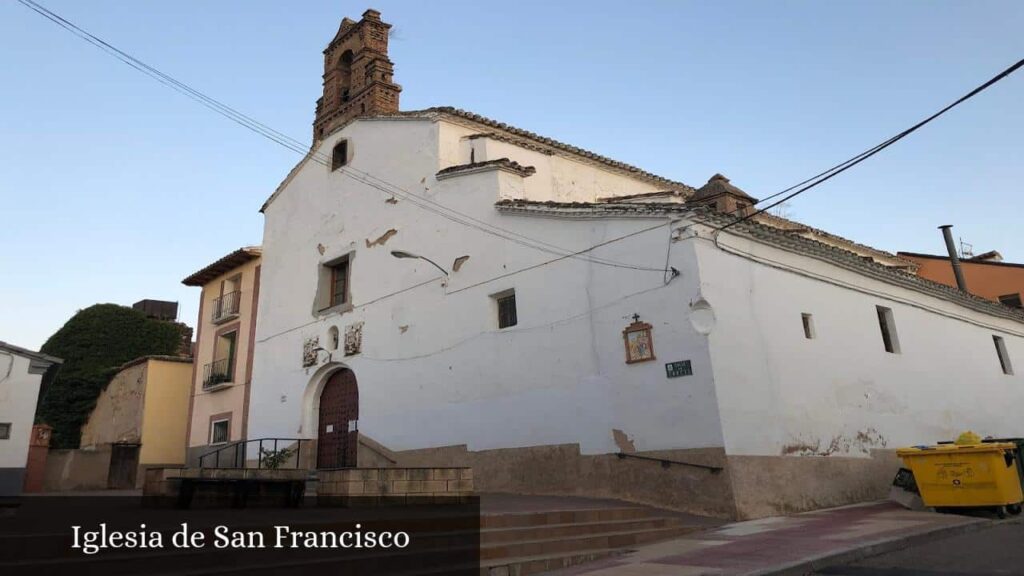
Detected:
left=317, top=369, right=359, bottom=469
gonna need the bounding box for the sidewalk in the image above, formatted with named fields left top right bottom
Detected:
left=542, top=501, right=990, bottom=576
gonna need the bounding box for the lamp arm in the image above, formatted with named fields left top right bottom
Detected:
left=418, top=256, right=449, bottom=276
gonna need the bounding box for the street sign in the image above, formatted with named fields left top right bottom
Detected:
left=665, top=360, right=692, bottom=378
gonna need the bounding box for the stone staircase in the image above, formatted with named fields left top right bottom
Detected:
left=479, top=504, right=704, bottom=575
left=0, top=495, right=711, bottom=575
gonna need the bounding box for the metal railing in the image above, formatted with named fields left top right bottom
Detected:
left=202, top=358, right=232, bottom=388
left=199, top=438, right=314, bottom=470
left=211, top=290, right=241, bottom=323
left=616, top=452, right=723, bottom=473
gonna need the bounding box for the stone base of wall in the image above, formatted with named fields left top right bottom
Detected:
left=142, top=467, right=309, bottom=508
left=390, top=443, right=901, bottom=520
left=392, top=444, right=736, bottom=518
left=727, top=449, right=900, bottom=519
left=318, top=467, right=473, bottom=505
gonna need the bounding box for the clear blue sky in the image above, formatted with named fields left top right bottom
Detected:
left=1, top=1, right=1022, bottom=350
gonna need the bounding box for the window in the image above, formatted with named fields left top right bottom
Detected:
left=0, top=423, right=10, bottom=440
left=331, top=140, right=349, bottom=171
left=211, top=331, right=237, bottom=384
left=876, top=306, right=901, bottom=354
left=495, top=290, right=517, bottom=329
left=330, top=259, right=349, bottom=307
left=999, top=293, right=1022, bottom=309
left=328, top=326, right=340, bottom=351
left=210, top=419, right=230, bottom=445
left=994, top=336, right=1014, bottom=375
left=801, top=313, right=816, bottom=339
left=317, top=254, right=354, bottom=314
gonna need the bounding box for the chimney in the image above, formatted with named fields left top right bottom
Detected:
left=938, top=225, right=968, bottom=292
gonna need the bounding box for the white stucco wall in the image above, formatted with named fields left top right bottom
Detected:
left=691, top=226, right=1024, bottom=457
left=0, top=352, right=44, bottom=469
left=251, top=117, right=725, bottom=457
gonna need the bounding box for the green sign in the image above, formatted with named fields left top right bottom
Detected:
left=665, top=360, right=692, bottom=378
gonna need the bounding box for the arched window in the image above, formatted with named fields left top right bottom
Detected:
left=331, top=140, right=348, bottom=171
left=338, top=50, right=353, bottom=103
left=327, top=326, right=340, bottom=351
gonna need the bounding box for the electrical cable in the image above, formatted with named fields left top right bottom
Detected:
left=717, top=56, right=1024, bottom=231
left=15, top=0, right=672, bottom=273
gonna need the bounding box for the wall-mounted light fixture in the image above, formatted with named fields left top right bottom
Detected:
left=391, top=250, right=449, bottom=276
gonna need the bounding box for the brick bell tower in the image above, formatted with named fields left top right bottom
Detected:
left=313, top=9, right=401, bottom=142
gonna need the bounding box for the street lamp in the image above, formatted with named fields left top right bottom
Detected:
left=390, top=250, right=448, bottom=276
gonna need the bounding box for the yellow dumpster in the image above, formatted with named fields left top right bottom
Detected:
left=897, top=442, right=1023, bottom=517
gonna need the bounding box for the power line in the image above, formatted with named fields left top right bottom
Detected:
left=717, top=56, right=1024, bottom=232
left=16, top=0, right=671, bottom=273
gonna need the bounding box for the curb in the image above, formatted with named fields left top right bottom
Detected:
left=754, top=516, right=1006, bottom=576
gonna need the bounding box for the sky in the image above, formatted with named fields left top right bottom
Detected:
left=1, top=0, right=1022, bottom=350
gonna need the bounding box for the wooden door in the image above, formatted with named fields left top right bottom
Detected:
left=317, top=370, right=359, bottom=469
left=107, top=443, right=140, bottom=489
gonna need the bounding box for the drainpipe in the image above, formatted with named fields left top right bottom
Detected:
left=939, top=225, right=968, bottom=292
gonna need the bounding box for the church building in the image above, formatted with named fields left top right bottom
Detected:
left=238, top=9, right=1024, bottom=519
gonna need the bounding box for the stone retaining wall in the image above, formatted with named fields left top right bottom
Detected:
left=318, top=467, right=473, bottom=502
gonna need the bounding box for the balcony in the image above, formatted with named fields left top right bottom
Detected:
left=211, top=290, right=241, bottom=324
left=203, top=358, right=233, bottom=389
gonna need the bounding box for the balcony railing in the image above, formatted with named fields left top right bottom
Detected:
left=211, top=290, right=241, bottom=323
left=203, top=358, right=233, bottom=389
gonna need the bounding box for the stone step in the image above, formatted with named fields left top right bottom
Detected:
left=480, top=507, right=654, bottom=529
left=481, top=525, right=694, bottom=561
left=480, top=548, right=622, bottom=576
left=481, top=516, right=684, bottom=545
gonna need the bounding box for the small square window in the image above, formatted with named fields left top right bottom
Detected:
left=801, top=313, right=815, bottom=339
left=0, top=423, right=11, bottom=440
left=994, top=335, right=1014, bottom=375
left=210, top=419, right=230, bottom=445
left=495, top=291, right=517, bottom=329
left=876, top=305, right=901, bottom=354
left=999, top=293, right=1022, bottom=309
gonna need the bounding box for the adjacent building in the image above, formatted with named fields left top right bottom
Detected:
left=182, top=247, right=262, bottom=465
left=233, top=10, right=1024, bottom=519
left=60, top=356, right=193, bottom=489
left=899, top=250, right=1023, bottom=309
left=0, top=341, right=62, bottom=496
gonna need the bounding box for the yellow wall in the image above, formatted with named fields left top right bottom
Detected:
left=139, top=359, right=193, bottom=465
left=188, top=257, right=261, bottom=448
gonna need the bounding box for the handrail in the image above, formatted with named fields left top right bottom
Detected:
left=199, top=437, right=313, bottom=470
left=202, top=357, right=232, bottom=388
left=616, top=452, right=723, bottom=473
left=211, top=290, right=242, bottom=322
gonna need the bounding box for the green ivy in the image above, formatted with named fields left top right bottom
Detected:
left=37, top=303, right=187, bottom=448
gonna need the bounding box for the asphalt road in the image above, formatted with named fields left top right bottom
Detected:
left=815, top=520, right=1024, bottom=576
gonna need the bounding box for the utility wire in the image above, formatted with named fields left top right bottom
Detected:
left=16, top=0, right=671, bottom=273
left=718, top=56, right=1024, bottom=231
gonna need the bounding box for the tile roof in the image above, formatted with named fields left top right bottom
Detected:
left=494, top=199, right=1024, bottom=324
left=691, top=173, right=758, bottom=202
left=414, top=107, right=695, bottom=192
left=182, top=246, right=262, bottom=287
left=436, top=158, right=536, bottom=179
